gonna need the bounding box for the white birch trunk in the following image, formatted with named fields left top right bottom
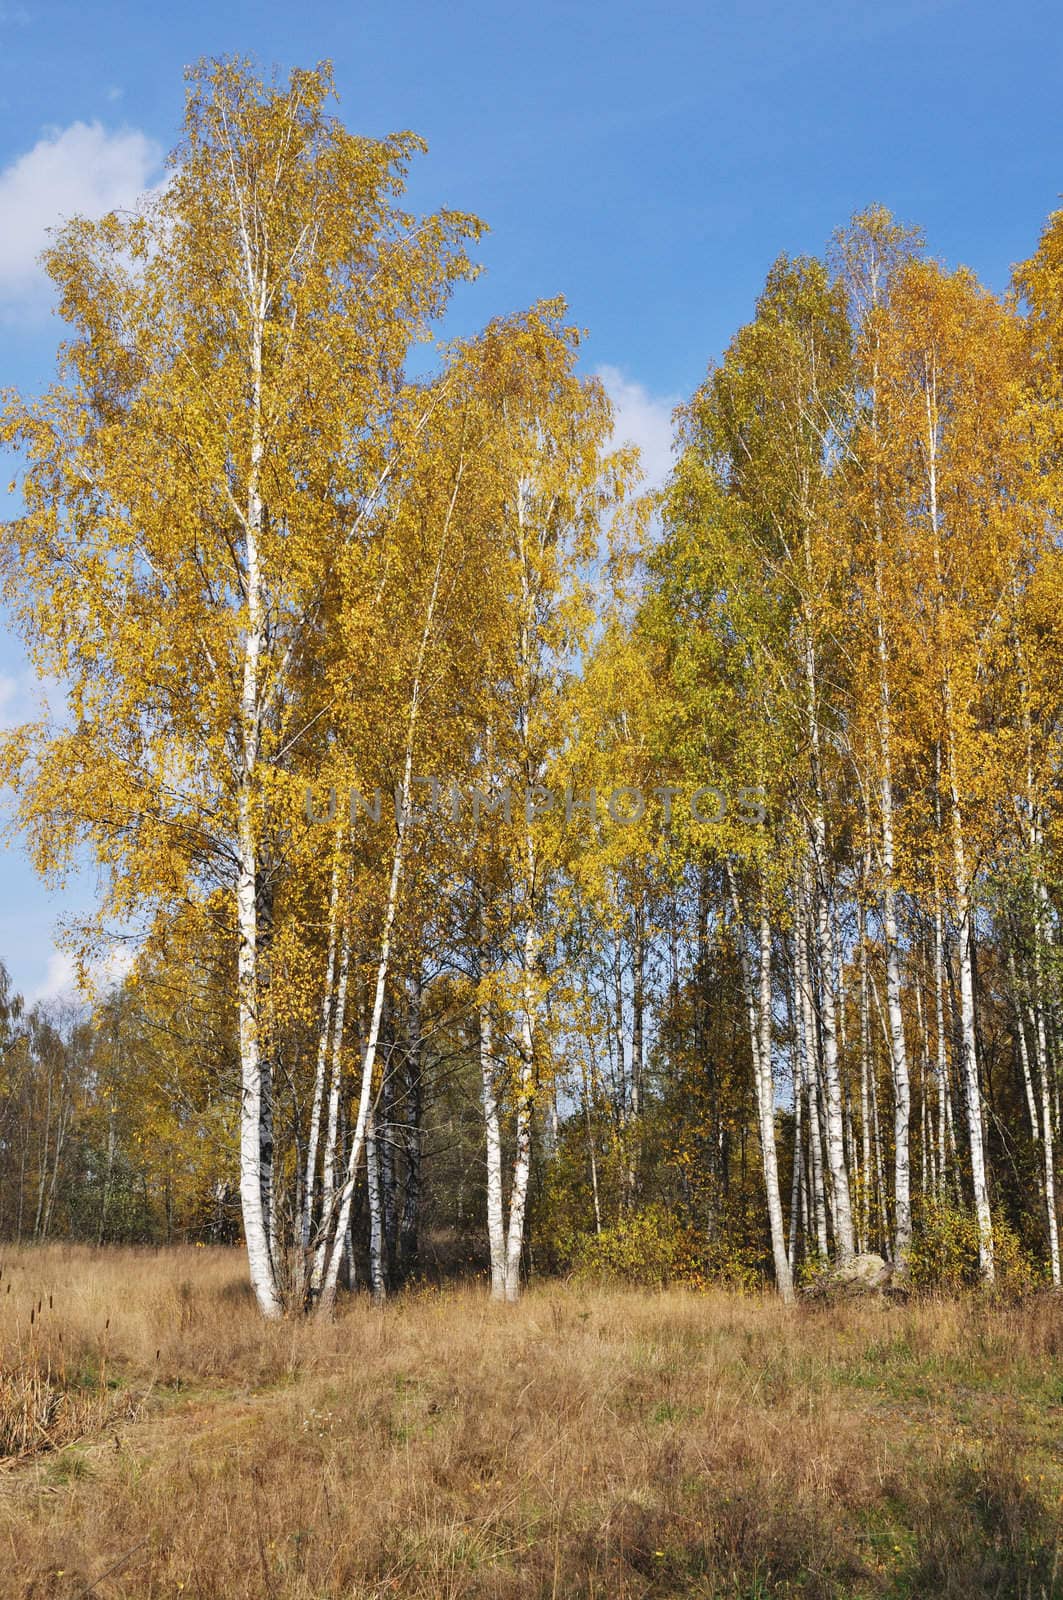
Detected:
left=316, top=464, right=462, bottom=1314
left=301, top=841, right=343, bottom=1280
left=1010, top=949, right=1041, bottom=1142
left=728, top=868, right=793, bottom=1301
left=948, top=774, right=994, bottom=1281
left=366, top=1108, right=387, bottom=1305
left=857, top=866, right=873, bottom=1252
left=755, top=901, right=794, bottom=1302
left=880, top=786, right=912, bottom=1263
left=810, top=852, right=855, bottom=1262
left=932, top=875, right=951, bottom=1197
left=795, top=895, right=829, bottom=1259
left=503, top=918, right=536, bottom=1303
left=870, top=371, right=913, bottom=1262
left=942, top=719, right=994, bottom=1280
left=479, top=993, right=507, bottom=1300
left=1032, top=878, right=1061, bottom=1287
left=311, top=922, right=350, bottom=1294
left=788, top=984, right=805, bottom=1271
left=922, top=359, right=994, bottom=1282
left=236, top=244, right=282, bottom=1319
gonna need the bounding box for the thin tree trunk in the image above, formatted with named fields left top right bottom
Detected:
left=728, top=867, right=794, bottom=1302
left=795, top=881, right=829, bottom=1259
left=503, top=918, right=536, bottom=1303
left=235, top=243, right=282, bottom=1319
left=581, top=1041, right=603, bottom=1236
left=480, top=990, right=506, bottom=1300
left=858, top=867, right=873, bottom=1252
left=380, top=1059, right=399, bottom=1281
left=399, top=972, right=423, bottom=1280
left=804, top=850, right=854, bottom=1262
left=1009, top=946, right=1041, bottom=1142
left=316, top=446, right=466, bottom=1316
left=1032, top=877, right=1061, bottom=1286
left=366, top=1108, right=386, bottom=1305
left=787, top=983, right=805, bottom=1271
left=301, top=841, right=343, bottom=1284
left=311, top=924, right=351, bottom=1294
left=947, top=749, right=994, bottom=1281
left=932, top=875, right=952, bottom=1197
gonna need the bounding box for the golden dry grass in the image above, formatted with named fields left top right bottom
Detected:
left=0, top=1245, right=1059, bottom=1598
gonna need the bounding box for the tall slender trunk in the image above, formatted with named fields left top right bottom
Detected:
left=311, top=923, right=351, bottom=1293
left=399, top=972, right=423, bottom=1280
left=1032, top=878, right=1061, bottom=1286
left=913, top=970, right=938, bottom=1196
left=235, top=250, right=282, bottom=1318
left=628, top=901, right=645, bottom=1205
left=880, top=782, right=911, bottom=1263
left=869, top=1035, right=889, bottom=1256
left=317, top=765, right=409, bottom=1313
left=503, top=917, right=536, bottom=1303
left=755, top=900, right=794, bottom=1301
left=317, top=464, right=462, bottom=1314
left=922, top=355, right=994, bottom=1283
left=480, top=986, right=506, bottom=1301
left=801, top=549, right=855, bottom=1262
left=946, top=731, right=994, bottom=1282
left=795, top=892, right=829, bottom=1259
left=1009, top=946, right=1041, bottom=1142
left=932, top=871, right=952, bottom=1196
left=301, top=842, right=343, bottom=1284
left=787, top=983, right=805, bottom=1271
left=366, top=1108, right=386, bottom=1305
left=858, top=860, right=873, bottom=1252
left=380, top=1059, right=399, bottom=1279
left=869, top=391, right=913, bottom=1261
left=581, top=1040, right=603, bottom=1236
left=729, top=867, right=793, bottom=1301
left=804, top=840, right=854, bottom=1261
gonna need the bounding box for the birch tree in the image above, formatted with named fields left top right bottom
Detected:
left=0, top=58, right=480, bottom=1315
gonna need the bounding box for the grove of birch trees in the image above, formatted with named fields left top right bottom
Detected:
left=2, top=60, right=1063, bottom=1311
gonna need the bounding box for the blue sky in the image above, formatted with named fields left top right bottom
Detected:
left=0, top=0, right=1061, bottom=1002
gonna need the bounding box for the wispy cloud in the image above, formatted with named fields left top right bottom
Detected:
left=0, top=664, right=66, bottom=729
left=31, top=942, right=134, bottom=1006
left=0, top=120, right=160, bottom=316
left=596, top=365, right=679, bottom=493
left=30, top=949, right=77, bottom=1005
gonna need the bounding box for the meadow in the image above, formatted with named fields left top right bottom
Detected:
left=0, top=1246, right=1059, bottom=1598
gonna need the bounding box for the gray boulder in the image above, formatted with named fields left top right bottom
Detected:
left=802, top=1251, right=898, bottom=1301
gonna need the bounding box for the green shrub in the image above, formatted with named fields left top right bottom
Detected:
left=570, top=1205, right=704, bottom=1288
left=907, top=1199, right=1041, bottom=1297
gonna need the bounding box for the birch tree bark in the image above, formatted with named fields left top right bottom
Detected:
left=728, top=867, right=794, bottom=1302
left=479, top=986, right=507, bottom=1301
left=234, top=208, right=282, bottom=1318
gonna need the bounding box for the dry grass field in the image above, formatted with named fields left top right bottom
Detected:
left=0, top=1245, right=1059, bottom=1599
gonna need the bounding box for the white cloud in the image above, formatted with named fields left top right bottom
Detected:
left=31, top=941, right=134, bottom=1006
left=31, top=949, right=77, bottom=1004
left=0, top=673, right=19, bottom=728
left=596, top=365, right=680, bottom=493
left=0, top=120, right=160, bottom=313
